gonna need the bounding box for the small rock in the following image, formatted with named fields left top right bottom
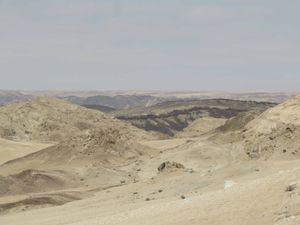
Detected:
left=181, top=195, right=186, bottom=199
left=158, top=161, right=185, bottom=173
left=286, top=183, right=297, bottom=192
left=145, top=198, right=151, bottom=201
left=185, top=168, right=194, bottom=174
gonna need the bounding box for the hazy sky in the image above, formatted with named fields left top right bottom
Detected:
left=0, top=0, right=299, bottom=91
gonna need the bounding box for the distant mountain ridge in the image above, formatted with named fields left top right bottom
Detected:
left=0, top=91, right=295, bottom=109
left=113, top=99, right=276, bottom=136
left=0, top=91, right=33, bottom=105
left=60, top=95, right=165, bottom=110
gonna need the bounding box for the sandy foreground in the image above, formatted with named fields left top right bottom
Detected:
left=1, top=137, right=300, bottom=225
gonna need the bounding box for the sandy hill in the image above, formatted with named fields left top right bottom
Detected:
left=217, top=111, right=261, bottom=134
left=240, top=94, right=300, bottom=159
left=0, top=127, right=151, bottom=175
left=0, top=97, right=157, bottom=142
left=176, top=117, right=226, bottom=138
left=0, top=97, right=158, bottom=199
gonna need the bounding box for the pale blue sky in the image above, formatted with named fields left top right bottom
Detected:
left=0, top=0, right=299, bottom=91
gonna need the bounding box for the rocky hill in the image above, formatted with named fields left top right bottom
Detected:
left=0, top=97, right=157, bottom=142
left=241, top=94, right=300, bottom=159
left=0, top=97, right=158, bottom=198
left=113, top=99, right=276, bottom=136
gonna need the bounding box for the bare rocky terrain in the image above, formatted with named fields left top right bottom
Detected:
left=113, top=99, right=276, bottom=136
left=1, top=94, right=300, bottom=225
left=0, top=97, right=158, bottom=142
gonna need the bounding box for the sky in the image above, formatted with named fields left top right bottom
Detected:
left=0, top=0, right=299, bottom=91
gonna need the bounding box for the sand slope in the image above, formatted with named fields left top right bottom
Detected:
left=0, top=138, right=51, bottom=165
left=176, top=117, right=226, bottom=138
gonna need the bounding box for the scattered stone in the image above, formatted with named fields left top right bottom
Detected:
left=120, top=180, right=126, bottom=184
left=181, top=195, right=186, bottom=199
left=133, top=192, right=138, bottom=195
left=158, top=189, right=163, bottom=193
left=158, top=161, right=185, bottom=173
left=185, top=168, right=194, bottom=174
left=145, top=198, right=151, bottom=201
left=286, top=183, right=297, bottom=192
